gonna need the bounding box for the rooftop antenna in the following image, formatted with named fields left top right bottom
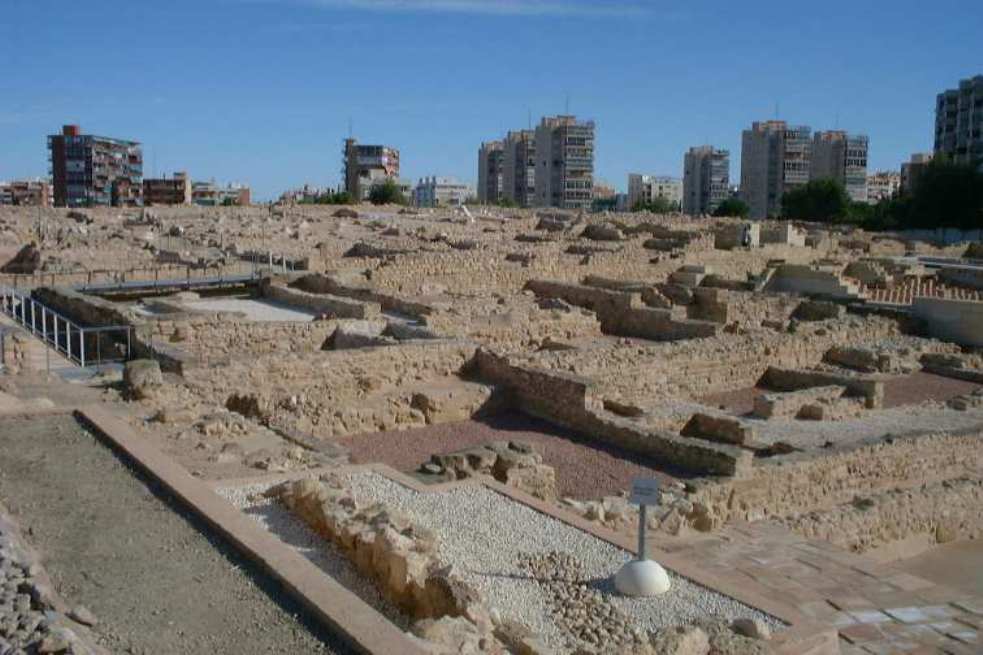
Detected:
left=565, top=93, right=570, bottom=115
left=834, top=111, right=840, bottom=129
left=347, top=117, right=353, bottom=139
left=774, top=101, right=780, bottom=119
left=527, top=108, right=532, bottom=130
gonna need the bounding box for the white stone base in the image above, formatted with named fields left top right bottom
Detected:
left=614, top=559, right=671, bottom=597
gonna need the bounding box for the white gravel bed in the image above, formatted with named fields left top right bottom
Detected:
left=215, top=480, right=411, bottom=629
left=343, top=472, right=783, bottom=651
left=184, top=297, right=317, bottom=322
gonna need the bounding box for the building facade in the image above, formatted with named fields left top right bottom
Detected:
left=811, top=131, right=869, bottom=203
left=900, top=153, right=934, bottom=195
left=191, top=181, right=251, bottom=206
left=866, top=171, right=901, bottom=204
left=501, top=130, right=536, bottom=207
left=47, top=124, right=143, bottom=207
left=627, top=175, right=682, bottom=210
left=344, top=138, right=400, bottom=201
left=143, top=171, right=192, bottom=206
left=534, top=115, right=594, bottom=210
left=477, top=140, right=504, bottom=205
left=740, top=120, right=812, bottom=219
left=682, top=145, right=730, bottom=215
left=0, top=179, right=51, bottom=207
left=412, top=176, right=472, bottom=208
left=935, top=75, right=983, bottom=169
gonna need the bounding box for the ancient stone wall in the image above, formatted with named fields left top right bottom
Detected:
left=521, top=315, right=902, bottom=403
left=187, top=339, right=480, bottom=438
left=261, top=280, right=381, bottom=319
left=143, top=318, right=340, bottom=362
left=687, top=430, right=983, bottom=528
left=473, top=349, right=752, bottom=477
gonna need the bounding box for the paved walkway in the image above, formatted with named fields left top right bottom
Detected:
left=660, top=522, right=981, bottom=654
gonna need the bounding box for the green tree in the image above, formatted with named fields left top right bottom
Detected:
left=368, top=179, right=406, bottom=206
left=712, top=198, right=750, bottom=219
left=496, top=197, right=517, bottom=208
left=902, top=158, right=983, bottom=230
left=781, top=179, right=851, bottom=223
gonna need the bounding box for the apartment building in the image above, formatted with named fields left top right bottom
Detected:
left=477, top=140, right=504, bottom=205
left=143, top=171, right=192, bottom=206
left=866, top=171, right=900, bottom=204
left=47, top=124, right=143, bottom=207
left=811, top=131, right=869, bottom=203
left=0, top=179, right=51, bottom=207
left=501, top=130, right=536, bottom=207
left=534, top=115, right=594, bottom=210
left=935, top=75, right=983, bottom=169
left=343, top=138, right=400, bottom=201
left=901, top=153, right=934, bottom=195
left=740, top=120, right=812, bottom=219
left=627, top=175, right=682, bottom=210
left=191, top=181, right=251, bottom=206
left=682, top=145, right=730, bottom=215
left=413, top=176, right=472, bottom=208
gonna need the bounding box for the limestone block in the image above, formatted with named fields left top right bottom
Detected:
left=123, top=359, right=163, bottom=399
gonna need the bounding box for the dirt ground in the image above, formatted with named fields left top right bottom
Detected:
left=337, top=412, right=685, bottom=499
left=0, top=414, right=355, bottom=655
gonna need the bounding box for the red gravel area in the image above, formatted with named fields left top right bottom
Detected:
left=336, top=412, right=685, bottom=500
left=881, top=371, right=980, bottom=408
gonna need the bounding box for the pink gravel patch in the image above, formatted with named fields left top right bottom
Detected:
left=336, top=413, right=684, bottom=500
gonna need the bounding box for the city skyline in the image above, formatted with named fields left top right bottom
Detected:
left=1, top=0, right=981, bottom=200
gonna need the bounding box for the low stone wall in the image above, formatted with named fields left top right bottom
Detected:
left=778, top=477, right=983, bottom=555
left=752, top=386, right=846, bottom=419
left=146, top=318, right=340, bottom=362
left=260, top=280, right=381, bottom=319
left=912, top=297, right=983, bottom=347
left=688, top=288, right=799, bottom=327
left=761, top=366, right=884, bottom=409
left=473, top=349, right=752, bottom=477
left=292, top=273, right=437, bottom=319
left=525, top=279, right=720, bottom=342
left=686, top=430, right=983, bottom=528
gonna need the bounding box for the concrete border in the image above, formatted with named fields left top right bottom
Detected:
left=211, top=462, right=837, bottom=654
left=72, top=405, right=427, bottom=655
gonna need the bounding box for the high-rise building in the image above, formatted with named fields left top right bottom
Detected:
left=627, top=175, right=682, bottom=210
left=683, top=146, right=730, bottom=215
left=900, top=153, right=934, bottom=195
left=740, top=120, right=811, bottom=219
left=811, top=131, right=869, bottom=203
left=143, top=171, right=192, bottom=206
left=343, top=138, right=400, bottom=201
left=935, top=75, right=983, bottom=169
left=47, top=124, right=143, bottom=207
left=477, top=140, right=504, bottom=205
left=866, top=171, right=900, bottom=204
left=412, top=176, right=472, bottom=208
left=0, top=179, right=51, bottom=207
left=534, top=115, right=594, bottom=210
left=501, top=130, right=536, bottom=207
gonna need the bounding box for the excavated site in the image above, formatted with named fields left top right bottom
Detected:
left=1, top=203, right=982, bottom=655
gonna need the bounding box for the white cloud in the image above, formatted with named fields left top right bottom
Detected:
left=288, top=0, right=648, bottom=16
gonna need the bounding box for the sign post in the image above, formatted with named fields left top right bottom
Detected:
left=615, top=478, right=671, bottom=597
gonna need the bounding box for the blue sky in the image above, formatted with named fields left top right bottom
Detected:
left=1, top=0, right=980, bottom=200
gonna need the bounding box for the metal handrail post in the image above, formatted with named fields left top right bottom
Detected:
left=79, top=327, right=85, bottom=368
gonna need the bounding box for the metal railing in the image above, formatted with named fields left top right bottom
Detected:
left=0, top=286, right=133, bottom=368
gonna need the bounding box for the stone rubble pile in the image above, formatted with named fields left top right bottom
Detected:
left=422, top=440, right=558, bottom=501
left=0, top=514, right=105, bottom=655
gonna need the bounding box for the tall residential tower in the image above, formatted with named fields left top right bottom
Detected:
left=47, top=124, right=143, bottom=207
left=477, top=140, right=504, bottom=205
left=739, top=121, right=811, bottom=219
left=811, top=131, right=869, bottom=203
left=935, top=75, right=983, bottom=169
left=682, top=146, right=730, bottom=215
left=534, top=115, right=594, bottom=210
